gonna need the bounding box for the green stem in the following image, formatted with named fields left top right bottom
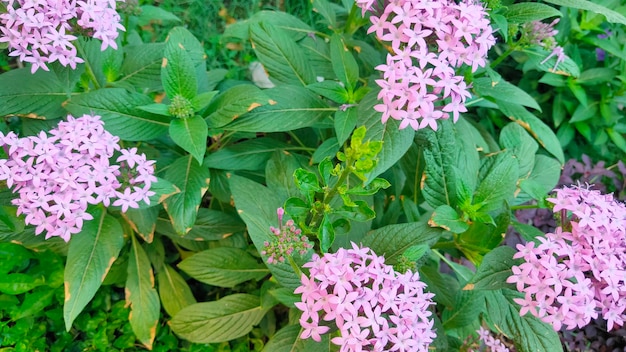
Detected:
left=308, top=158, right=354, bottom=230
left=490, top=47, right=516, bottom=68
left=510, top=204, right=540, bottom=210
left=432, top=249, right=471, bottom=283
left=287, top=256, right=303, bottom=278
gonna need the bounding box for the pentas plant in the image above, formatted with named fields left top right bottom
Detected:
left=519, top=19, right=565, bottom=70
left=294, top=243, right=436, bottom=352
left=508, top=185, right=626, bottom=331
left=355, top=0, right=495, bottom=130
left=0, top=0, right=125, bottom=72
left=472, top=327, right=511, bottom=352
left=0, top=114, right=156, bottom=241
left=261, top=207, right=313, bottom=264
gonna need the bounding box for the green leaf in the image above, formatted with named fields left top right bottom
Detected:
left=249, top=22, right=315, bottom=86
left=135, top=176, right=180, bottom=209
left=474, top=77, right=541, bottom=111
left=156, top=208, right=246, bottom=241
left=330, top=34, right=358, bottom=90
left=497, top=103, right=564, bottom=164
left=473, top=152, right=519, bottom=213
left=137, top=5, right=182, bottom=26
left=359, top=89, right=415, bottom=183
left=429, top=205, right=469, bottom=233
left=204, top=138, right=290, bottom=171
left=518, top=155, right=561, bottom=202
left=224, top=10, right=313, bottom=42
left=119, top=43, right=165, bottom=92
left=158, top=264, right=196, bottom=317
left=162, top=36, right=198, bottom=99
left=312, top=137, right=340, bottom=164
left=511, top=221, right=545, bottom=242
left=503, top=3, right=561, bottom=23
left=542, top=0, right=626, bottom=25
left=64, top=207, right=124, bottom=331
left=420, top=120, right=460, bottom=208
left=223, top=85, right=334, bottom=132
left=230, top=175, right=303, bottom=289
left=499, top=122, right=538, bottom=179
left=64, top=88, right=170, bottom=141
left=523, top=47, right=580, bottom=77
left=262, top=324, right=331, bottom=352
left=312, top=0, right=337, bottom=29
left=162, top=155, right=211, bottom=235
left=169, top=294, right=266, bottom=343
left=205, top=84, right=272, bottom=128
left=191, top=91, right=218, bottom=111
left=419, top=265, right=459, bottom=308
left=361, top=221, right=443, bottom=264
left=576, top=67, right=617, bottom=86
left=466, top=246, right=521, bottom=291
left=335, top=107, right=358, bottom=146
left=126, top=234, right=160, bottom=349
left=484, top=290, right=562, bottom=352
left=0, top=68, right=70, bottom=119
left=169, top=115, right=208, bottom=164
left=122, top=207, right=159, bottom=243
left=442, top=290, right=485, bottom=329
left=569, top=102, right=598, bottom=123
left=178, top=247, right=269, bottom=288
left=307, top=80, right=349, bottom=104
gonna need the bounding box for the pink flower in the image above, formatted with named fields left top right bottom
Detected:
left=356, top=0, right=495, bottom=131
left=261, top=208, right=313, bottom=264
left=509, top=185, right=626, bottom=331
left=294, top=243, right=436, bottom=352
left=0, top=114, right=156, bottom=241
left=0, top=0, right=124, bottom=72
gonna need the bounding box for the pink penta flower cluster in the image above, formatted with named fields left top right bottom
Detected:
left=0, top=114, right=156, bottom=242
left=520, top=19, right=566, bottom=71
left=261, top=207, right=312, bottom=264
left=507, top=185, right=626, bottom=331
left=294, top=243, right=436, bottom=352
left=355, top=0, right=496, bottom=130
left=472, top=327, right=511, bottom=352
left=0, top=0, right=125, bottom=73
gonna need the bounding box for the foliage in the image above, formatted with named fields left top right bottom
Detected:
left=0, top=0, right=625, bottom=351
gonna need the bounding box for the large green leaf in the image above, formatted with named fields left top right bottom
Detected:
left=178, top=247, right=269, bottom=288
left=499, top=122, right=538, bottom=179
left=126, top=234, right=160, bottom=349
left=249, top=22, right=315, bottom=86
left=63, top=207, right=124, bottom=331
left=204, top=138, right=290, bottom=171
left=442, top=290, right=485, bottom=329
left=159, top=211, right=242, bottom=243
left=229, top=175, right=303, bottom=289
left=169, top=115, right=208, bottom=164
left=64, top=88, right=170, bottom=141
left=358, top=89, right=415, bottom=183
left=169, top=294, right=266, bottom=343
left=0, top=68, right=70, bottom=119
left=119, top=43, right=165, bottom=92
left=262, top=324, right=331, bottom=352
left=361, top=221, right=443, bottom=264
left=474, top=77, right=541, bottom=111
left=158, top=264, right=196, bottom=317
left=420, top=120, right=460, bottom=208
left=473, top=152, right=519, bottom=213
left=543, top=0, right=626, bottom=25
left=224, top=10, right=312, bottom=42
left=122, top=206, right=159, bottom=243
left=497, top=103, right=564, bottom=164
left=466, top=246, right=521, bottom=291
left=334, top=107, right=358, bottom=146
left=156, top=208, right=245, bottom=241
left=503, top=3, right=561, bottom=23
left=223, top=85, right=334, bottom=132
left=162, top=28, right=199, bottom=99
left=162, top=155, right=211, bottom=235
left=330, top=34, right=358, bottom=90
left=484, top=290, right=562, bottom=352
left=205, top=84, right=272, bottom=128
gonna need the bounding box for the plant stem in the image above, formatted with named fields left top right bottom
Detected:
left=490, top=47, right=516, bottom=68
left=510, top=204, right=540, bottom=210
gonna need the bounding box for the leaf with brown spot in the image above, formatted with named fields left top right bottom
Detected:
left=127, top=234, right=160, bottom=350
left=63, top=207, right=124, bottom=331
